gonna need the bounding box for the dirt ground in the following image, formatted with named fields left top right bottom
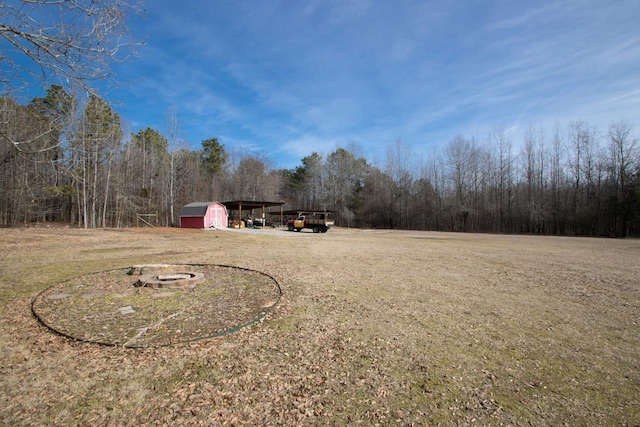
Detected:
left=0, top=225, right=638, bottom=425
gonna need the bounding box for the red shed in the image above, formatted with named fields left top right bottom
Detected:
left=179, top=202, right=228, bottom=229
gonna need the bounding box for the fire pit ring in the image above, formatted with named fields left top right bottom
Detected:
left=135, top=271, right=205, bottom=289
left=31, top=264, right=283, bottom=348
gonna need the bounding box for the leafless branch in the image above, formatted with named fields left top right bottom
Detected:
left=0, top=0, right=144, bottom=94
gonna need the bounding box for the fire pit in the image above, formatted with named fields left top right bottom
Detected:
left=132, top=268, right=205, bottom=289
left=31, top=264, right=282, bottom=347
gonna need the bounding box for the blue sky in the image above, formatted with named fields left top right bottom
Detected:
left=107, top=0, right=639, bottom=169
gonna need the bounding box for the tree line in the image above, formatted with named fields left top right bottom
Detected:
left=1, top=86, right=639, bottom=236
left=284, top=124, right=639, bottom=237
left=2, top=2, right=638, bottom=237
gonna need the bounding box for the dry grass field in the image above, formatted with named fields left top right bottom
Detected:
left=0, top=225, right=638, bottom=425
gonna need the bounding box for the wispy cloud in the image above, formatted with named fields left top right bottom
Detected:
left=110, top=0, right=640, bottom=168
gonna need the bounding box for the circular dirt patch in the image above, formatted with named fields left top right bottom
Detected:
left=31, top=264, right=281, bottom=348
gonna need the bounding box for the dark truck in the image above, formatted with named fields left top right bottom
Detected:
left=286, top=211, right=334, bottom=233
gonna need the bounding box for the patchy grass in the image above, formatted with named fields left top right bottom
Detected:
left=0, top=226, right=639, bottom=425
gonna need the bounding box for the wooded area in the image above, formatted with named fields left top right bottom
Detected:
left=277, top=122, right=640, bottom=237
left=1, top=1, right=638, bottom=236
left=1, top=86, right=639, bottom=236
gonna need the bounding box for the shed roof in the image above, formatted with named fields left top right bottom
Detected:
left=179, top=202, right=224, bottom=217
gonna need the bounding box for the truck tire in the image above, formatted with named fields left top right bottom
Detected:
left=287, top=224, right=294, bottom=231
left=313, top=226, right=320, bottom=233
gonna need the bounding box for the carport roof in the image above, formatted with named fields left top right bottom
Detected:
left=222, top=200, right=285, bottom=211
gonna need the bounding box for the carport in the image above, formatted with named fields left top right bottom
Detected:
left=222, top=200, right=285, bottom=227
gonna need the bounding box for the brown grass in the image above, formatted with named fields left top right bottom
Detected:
left=0, top=226, right=638, bottom=425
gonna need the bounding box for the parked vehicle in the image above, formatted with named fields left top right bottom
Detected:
left=286, top=211, right=334, bottom=233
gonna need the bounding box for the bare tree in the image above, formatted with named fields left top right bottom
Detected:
left=360, top=165, right=393, bottom=228
left=386, top=139, right=414, bottom=229
left=608, top=121, right=639, bottom=236
left=0, top=0, right=143, bottom=93
left=520, top=126, right=547, bottom=233
left=548, top=123, right=566, bottom=234
left=165, top=108, right=184, bottom=226
left=567, top=120, right=600, bottom=234
left=491, top=125, right=514, bottom=232
left=230, top=154, right=280, bottom=202
left=445, top=136, right=478, bottom=231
